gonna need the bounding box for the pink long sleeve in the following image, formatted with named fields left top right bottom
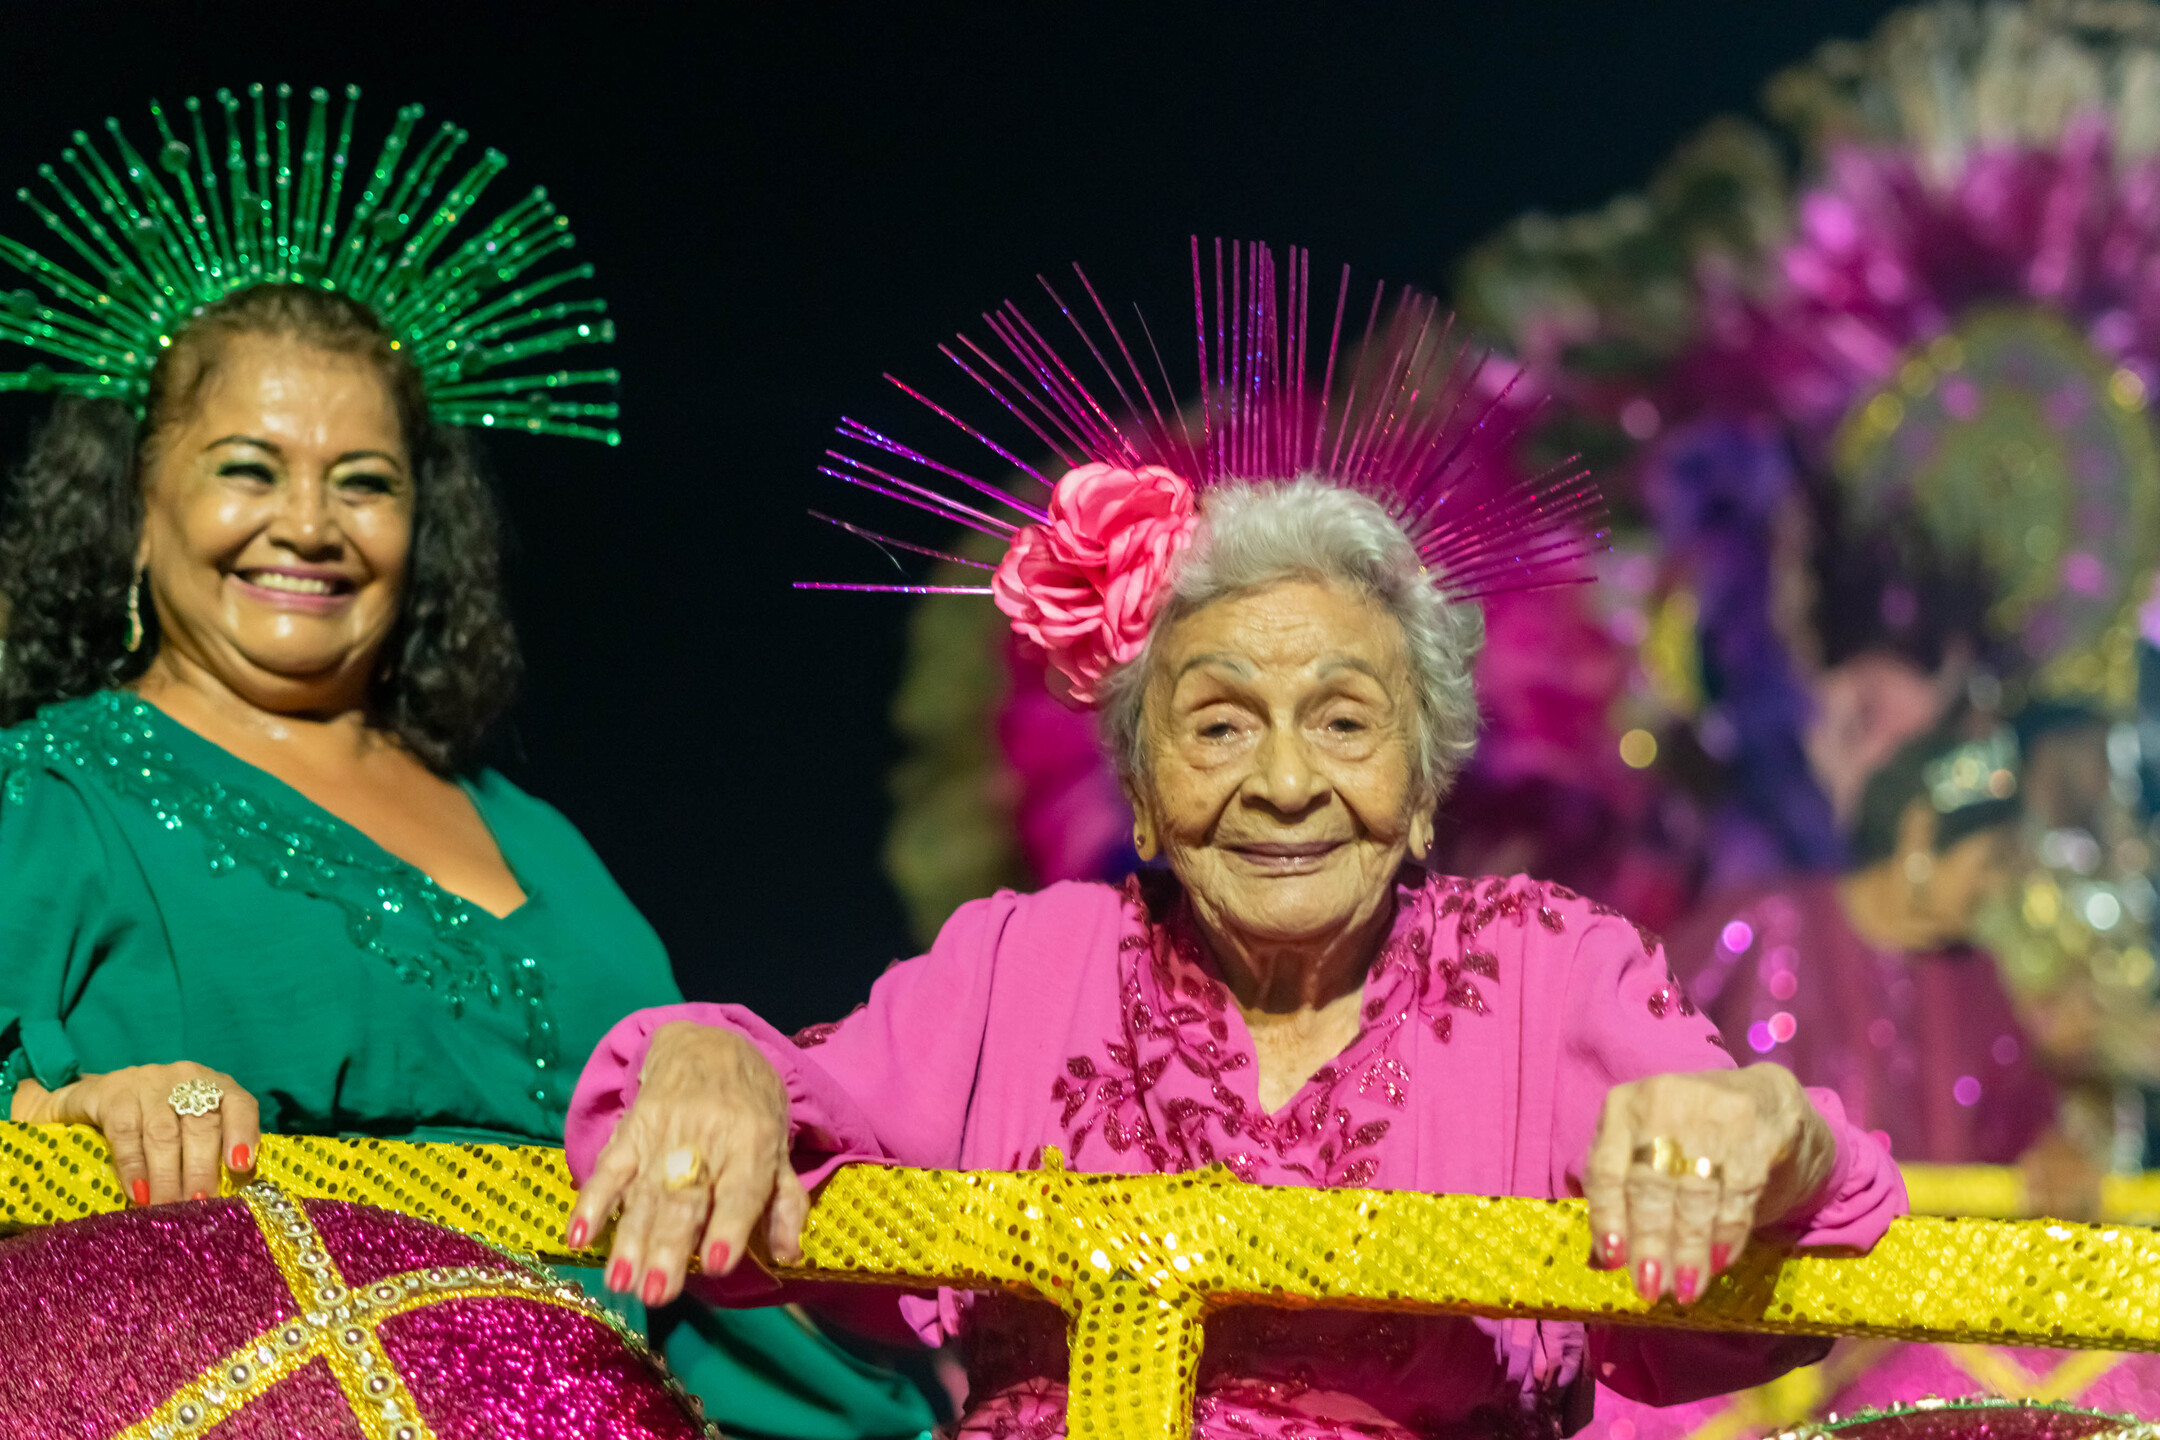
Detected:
left=1545, top=906, right=1907, bottom=1405
left=566, top=890, right=1023, bottom=1189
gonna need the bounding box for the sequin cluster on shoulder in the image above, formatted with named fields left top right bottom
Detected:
left=0, top=693, right=567, bottom=1108
left=791, top=1002, right=866, bottom=1049
left=1422, top=873, right=1565, bottom=1043
left=1048, top=871, right=1543, bottom=1185
left=1571, top=885, right=1666, bottom=969
left=1562, top=883, right=1721, bottom=1050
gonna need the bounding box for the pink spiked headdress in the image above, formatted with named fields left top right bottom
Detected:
left=800, top=239, right=1605, bottom=703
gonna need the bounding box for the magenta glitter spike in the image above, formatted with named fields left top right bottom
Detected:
left=793, top=582, right=995, bottom=595
left=807, top=238, right=1604, bottom=702
left=807, top=512, right=996, bottom=570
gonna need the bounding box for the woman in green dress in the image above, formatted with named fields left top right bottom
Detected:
left=0, top=95, right=936, bottom=1440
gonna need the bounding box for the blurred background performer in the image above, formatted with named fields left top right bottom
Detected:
left=0, top=87, right=935, bottom=1440
left=1454, top=2, right=2160, bottom=1432
left=1674, top=724, right=2066, bottom=1180
left=1452, top=0, right=2160, bottom=1116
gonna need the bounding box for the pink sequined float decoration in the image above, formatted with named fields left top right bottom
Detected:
left=0, top=1190, right=709, bottom=1440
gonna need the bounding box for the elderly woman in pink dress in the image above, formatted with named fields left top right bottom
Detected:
left=565, top=244, right=1906, bottom=1439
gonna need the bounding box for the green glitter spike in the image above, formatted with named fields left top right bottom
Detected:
left=0, top=85, right=619, bottom=445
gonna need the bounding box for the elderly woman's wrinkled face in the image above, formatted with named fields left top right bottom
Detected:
left=1135, top=578, right=1432, bottom=950
left=136, top=332, right=412, bottom=715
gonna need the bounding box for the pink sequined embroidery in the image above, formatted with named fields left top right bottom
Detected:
left=1590, top=898, right=1666, bottom=963
left=791, top=1002, right=865, bottom=1048
left=1644, top=969, right=1700, bottom=1021
left=1052, top=873, right=1531, bottom=1184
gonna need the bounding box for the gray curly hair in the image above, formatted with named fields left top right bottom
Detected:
left=1097, top=478, right=1484, bottom=800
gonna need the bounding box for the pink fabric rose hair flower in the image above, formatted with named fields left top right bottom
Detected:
left=990, top=462, right=1199, bottom=704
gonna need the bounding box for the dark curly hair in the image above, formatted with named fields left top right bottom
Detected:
left=0, top=283, right=520, bottom=773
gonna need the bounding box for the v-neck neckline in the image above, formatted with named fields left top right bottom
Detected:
left=122, top=692, right=535, bottom=924
left=1144, top=874, right=1412, bottom=1122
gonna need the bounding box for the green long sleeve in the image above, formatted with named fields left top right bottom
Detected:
left=0, top=753, right=124, bottom=1110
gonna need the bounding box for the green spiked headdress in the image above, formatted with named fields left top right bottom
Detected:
left=0, top=83, right=619, bottom=444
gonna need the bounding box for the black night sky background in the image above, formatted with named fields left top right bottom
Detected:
left=0, top=2, right=1906, bottom=1030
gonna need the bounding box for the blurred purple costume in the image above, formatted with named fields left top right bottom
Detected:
left=570, top=872, right=1905, bottom=1439
left=1573, top=879, right=2085, bottom=1440
left=1673, top=877, right=2056, bottom=1165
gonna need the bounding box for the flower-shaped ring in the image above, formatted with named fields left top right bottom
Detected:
left=168, top=1079, right=224, bottom=1118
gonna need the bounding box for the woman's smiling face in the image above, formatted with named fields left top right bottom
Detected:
left=1133, top=577, right=1432, bottom=953
left=135, top=331, right=413, bottom=715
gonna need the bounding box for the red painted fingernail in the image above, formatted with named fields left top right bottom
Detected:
left=1601, top=1232, right=1627, bottom=1267
left=606, top=1259, right=632, bottom=1292
left=1711, top=1243, right=1731, bottom=1272
left=640, top=1270, right=667, bottom=1306
left=565, top=1217, right=589, bottom=1249
left=130, top=1179, right=149, bottom=1207
left=190, top=1190, right=207, bottom=1202
left=705, top=1241, right=730, bottom=1272
left=229, top=1144, right=250, bottom=1171
left=1636, top=1259, right=1662, bottom=1300
left=1675, top=1266, right=1701, bottom=1303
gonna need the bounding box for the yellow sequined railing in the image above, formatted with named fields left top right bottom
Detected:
left=4, top=1124, right=2160, bottom=1440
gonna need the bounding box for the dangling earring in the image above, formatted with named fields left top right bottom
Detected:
left=124, top=570, right=144, bottom=653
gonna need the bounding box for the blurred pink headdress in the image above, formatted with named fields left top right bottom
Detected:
left=801, top=239, right=1605, bottom=703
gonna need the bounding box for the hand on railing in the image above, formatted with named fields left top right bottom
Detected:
left=566, top=1021, right=805, bottom=1308
left=11, top=1063, right=258, bottom=1207
left=1584, top=1063, right=1837, bottom=1305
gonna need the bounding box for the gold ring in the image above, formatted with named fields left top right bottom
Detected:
left=1692, top=1155, right=1724, bottom=1183
left=661, top=1148, right=704, bottom=1191
left=1630, top=1136, right=1688, bottom=1177
left=168, top=1079, right=223, bottom=1118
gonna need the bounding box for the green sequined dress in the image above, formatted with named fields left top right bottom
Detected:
left=0, top=691, right=936, bottom=1440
